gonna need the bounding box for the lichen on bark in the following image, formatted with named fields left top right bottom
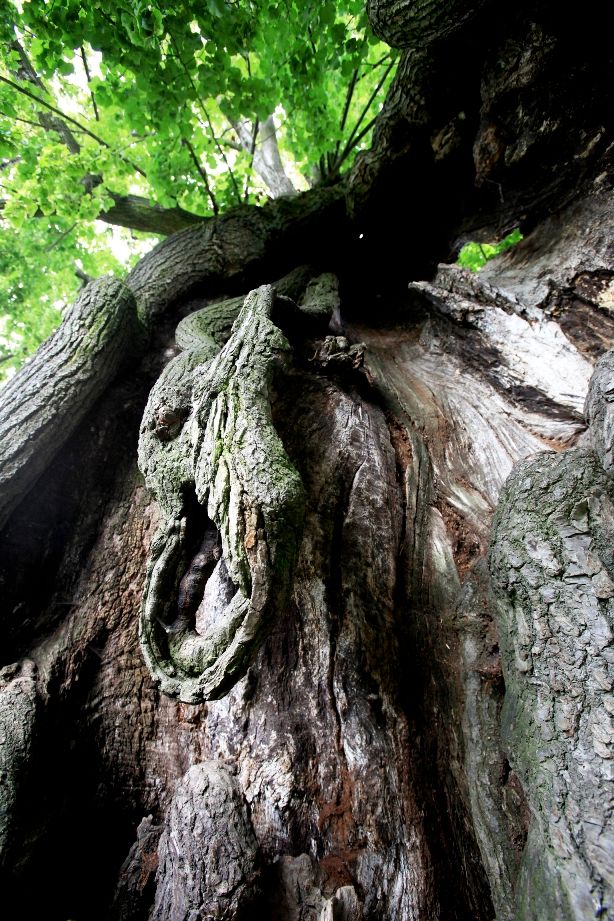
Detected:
left=138, top=284, right=306, bottom=703
left=0, top=277, right=139, bottom=531
left=490, top=406, right=614, bottom=917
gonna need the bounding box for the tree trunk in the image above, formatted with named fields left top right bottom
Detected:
left=1, top=3, right=613, bottom=920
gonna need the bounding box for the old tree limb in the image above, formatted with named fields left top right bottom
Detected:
left=1, top=1, right=613, bottom=919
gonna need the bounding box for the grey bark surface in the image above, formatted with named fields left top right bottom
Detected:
left=0, top=659, right=38, bottom=868
left=586, top=349, right=614, bottom=475
left=232, top=115, right=298, bottom=199
left=150, top=762, right=260, bottom=920
left=490, top=447, right=614, bottom=920
left=0, top=276, right=139, bottom=531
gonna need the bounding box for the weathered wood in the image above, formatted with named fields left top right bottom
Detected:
left=490, top=444, right=614, bottom=919
left=138, top=285, right=305, bottom=702
left=151, top=763, right=260, bottom=920
left=0, top=1, right=613, bottom=917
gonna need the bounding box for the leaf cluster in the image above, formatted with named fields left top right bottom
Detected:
left=0, top=0, right=397, bottom=379
left=457, top=228, right=523, bottom=272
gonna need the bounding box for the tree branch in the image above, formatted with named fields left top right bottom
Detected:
left=0, top=75, right=148, bottom=177
left=80, top=46, right=100, bottom=122
left=169, top=35, right=242, bottom=203
left=182, top=137, right=219, bottom=215
left=341, top=57, right=396, bottom=159
left=232, top=115, right=296, bottom=198
left=100, top=193, right=206, bottom=235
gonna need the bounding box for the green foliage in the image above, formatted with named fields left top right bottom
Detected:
left=0, top=214, right=154, bottom=380
left=0, top=0, right=396, bottom=380
left=457, top=228, right=523, bottom=272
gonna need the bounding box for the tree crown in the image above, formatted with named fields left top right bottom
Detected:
left=0, top=0, right=397, bottom=379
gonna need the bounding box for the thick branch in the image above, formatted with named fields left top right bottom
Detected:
left=366, top=0, right=488, bottom=47
left=0, top=188, right=205, bottom=236
left=100, top=193, right=205, bottom=235
left=126, top=182, right=347, bottom=321
left=0, top=277, right=139, bottom=531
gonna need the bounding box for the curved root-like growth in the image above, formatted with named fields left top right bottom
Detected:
left=138, top=285, right=305, bottom=702
left=151, top=762, right=260, bottom=920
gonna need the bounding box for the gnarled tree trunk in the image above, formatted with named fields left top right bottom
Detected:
left=1, top=2, right=613, bottom=919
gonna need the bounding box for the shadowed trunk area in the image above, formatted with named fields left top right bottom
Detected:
left=2, top=184, right=613, bottom=918
left=1, top=0, right=613, bottom=918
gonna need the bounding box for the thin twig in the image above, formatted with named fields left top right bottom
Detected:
left=338, top=66, right=359, bottom=143
left=80, top=46, right=100, bottom=121
left=357, top=51, right=395, bottom=79
left=182, top=137, right=218, bottom=215
left=45, top=221, right=77, bottom=251
left=75, top=267, right=92, bottom=285
left=0, top=75, right=148, bottom=178
left=169, top=35, right=241, bottom=202
left=338, top=57, right=395, bottom=164
left=244, top=119, right=258, bottom=203
left=0, top=109, right=45, bottom=130
left=307, top=26, right=317, bottom=55
left=336, top=114, right=378, bottom=169
left=333, top=35, right=370, bottom=165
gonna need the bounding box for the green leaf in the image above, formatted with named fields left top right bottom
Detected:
left=457, top=230, right=523, bottom=272
left=207, top=0, right=226, bottom=18
left=0, top=0, right=396, bottom=376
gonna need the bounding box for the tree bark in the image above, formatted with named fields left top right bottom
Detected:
left=231, top=115, right=298, bottom=199
left=0, top=2, right=613, bottom=920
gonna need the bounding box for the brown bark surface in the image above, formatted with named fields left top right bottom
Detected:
left=1, top=2, right=613, bottom=919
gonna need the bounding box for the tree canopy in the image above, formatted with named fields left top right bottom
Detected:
left=0, top=0, right=397, bottom=379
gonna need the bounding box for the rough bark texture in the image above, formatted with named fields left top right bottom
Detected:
left=1, top=1, right=613, bottom=919
left=490, top=448, right=613, bottom=920
left=0, top=659, right=38, bottom=866
left=366, top=0, right=486, bottom=48
left=0, top=276, right=139, bottom=531
left=138, top=285, right=305, bottom=702
left=126, top=185, right=347, bottom=322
